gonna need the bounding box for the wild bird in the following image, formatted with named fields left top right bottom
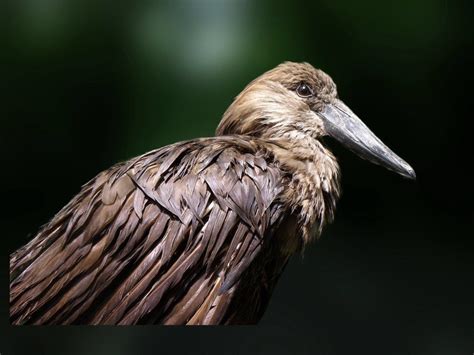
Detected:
left=10, top=62, right=415, bottom=325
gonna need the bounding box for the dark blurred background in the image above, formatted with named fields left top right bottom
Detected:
left=1, top=0, right=473, bottom=354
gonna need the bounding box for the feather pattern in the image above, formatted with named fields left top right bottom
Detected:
left=10, top=62, right=346, bottom=325
left=9, top=136, right=303, bottom=325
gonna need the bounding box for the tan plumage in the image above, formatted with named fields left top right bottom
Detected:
left=10, top=62, right=414, bottom=325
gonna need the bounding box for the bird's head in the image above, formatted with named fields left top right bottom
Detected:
left=217, top=61, right=415, bottom=179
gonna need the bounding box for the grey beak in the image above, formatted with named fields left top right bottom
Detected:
left=319, top=99, right=416, bottom=180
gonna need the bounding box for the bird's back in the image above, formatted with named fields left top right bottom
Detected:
left=10, top=136, right=298, bottom=325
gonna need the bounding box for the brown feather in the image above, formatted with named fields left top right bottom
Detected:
left=10, top=62, right=343, bottom=325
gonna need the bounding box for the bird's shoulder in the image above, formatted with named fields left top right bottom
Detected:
left=103, top=136, right=288, bottom=222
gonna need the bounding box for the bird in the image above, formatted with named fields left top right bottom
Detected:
left=9, top=62, right=415, bottom=325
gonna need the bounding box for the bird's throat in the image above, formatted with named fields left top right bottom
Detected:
left=266, top=136, right=341, bottom=244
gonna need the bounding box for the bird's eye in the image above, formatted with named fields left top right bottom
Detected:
left=296, top=82, right=313, bottom=98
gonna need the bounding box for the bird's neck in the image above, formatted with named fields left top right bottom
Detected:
left=265, top=134, right=341, bottom=244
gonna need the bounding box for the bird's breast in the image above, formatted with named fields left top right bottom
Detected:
left=268, top=139, right=341, bottom=244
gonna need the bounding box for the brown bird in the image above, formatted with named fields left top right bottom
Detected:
left=10, top=62, right=415, bottom=325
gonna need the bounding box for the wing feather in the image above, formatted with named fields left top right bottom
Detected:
left=10, top=137, right=288, bottom=325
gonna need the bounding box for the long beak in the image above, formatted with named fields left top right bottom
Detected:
left=319, top=99, right=416, bottom=179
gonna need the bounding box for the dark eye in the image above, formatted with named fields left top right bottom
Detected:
left=296, top=82, right=313, bottom=97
